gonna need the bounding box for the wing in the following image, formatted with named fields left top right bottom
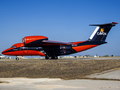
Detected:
left=42, top=40, right=72, bottom=45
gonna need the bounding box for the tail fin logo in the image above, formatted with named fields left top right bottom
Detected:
left=101, top=28, right=104, bottom=33
left=97, top=28, right=107, bottom=35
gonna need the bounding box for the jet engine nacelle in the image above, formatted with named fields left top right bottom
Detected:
left=23, top=36, right=48, bottom=46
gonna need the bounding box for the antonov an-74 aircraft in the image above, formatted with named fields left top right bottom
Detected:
left=2, top=22, right=118, bottom=60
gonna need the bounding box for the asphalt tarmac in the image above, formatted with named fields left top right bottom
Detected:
left=87, top=68, right=120, bottom=80
left=0, top=78, right=120, bottom=90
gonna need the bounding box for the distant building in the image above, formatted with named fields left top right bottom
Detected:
left=63, top=56, right=74, bottom=58
left=94, top=54, right=99, bottom=57
left=0, top=56, right=5, bottom=59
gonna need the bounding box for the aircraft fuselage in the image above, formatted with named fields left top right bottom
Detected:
left=2, top=22, right=118, bottom=60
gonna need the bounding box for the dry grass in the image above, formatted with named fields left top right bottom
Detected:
left=0, top=59, right=120, bottom=79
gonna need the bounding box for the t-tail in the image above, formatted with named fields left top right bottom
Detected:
left=72, top=22, right=118, bottom=53
left=88, top=22, right=118, bottom=42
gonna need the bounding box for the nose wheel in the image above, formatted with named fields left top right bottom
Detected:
left=16, top=56, right=19, bottom=61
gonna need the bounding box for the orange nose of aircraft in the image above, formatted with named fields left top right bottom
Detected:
left=2, top=48, right=12, bottom=55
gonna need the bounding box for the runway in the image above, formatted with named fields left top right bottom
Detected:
left=1, top=56, right=120, bottom=61
left=65, top=57, right=120, bottom=60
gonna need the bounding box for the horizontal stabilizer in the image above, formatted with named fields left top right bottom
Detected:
left=89, top=22, right=118, bottom=26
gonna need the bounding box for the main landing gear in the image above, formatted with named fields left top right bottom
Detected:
left=45, top=55, right=58, bottom=60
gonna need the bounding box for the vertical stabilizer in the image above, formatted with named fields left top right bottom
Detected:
left=88, top=22, right=118, bottom=41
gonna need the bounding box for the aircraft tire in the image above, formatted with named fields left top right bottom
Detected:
left=16, top=57, right=19, bottom=61
left=55, top=56, right=58, bottom=59
left=45, top=56, right=49, bottom=59
left=45, top=55, right=52, bottom=59
left=45, top=55, right=58, bottom=60
left=51, top=56, right=58, bottom=59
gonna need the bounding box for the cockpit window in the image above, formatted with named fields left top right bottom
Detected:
left=11, top=46, right=16, bottom=48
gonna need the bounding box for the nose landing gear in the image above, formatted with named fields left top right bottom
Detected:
left=16, top=56, right=20, bottom=61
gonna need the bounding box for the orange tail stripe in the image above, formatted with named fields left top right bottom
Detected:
left=73, top=45, right=98, bottom=52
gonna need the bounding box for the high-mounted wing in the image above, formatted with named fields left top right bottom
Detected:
left=42, top=40, right=72, bottom=45
left=22, top=36, right=72, bottom=47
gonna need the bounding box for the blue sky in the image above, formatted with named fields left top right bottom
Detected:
left=0, top=0, right=120, bottom=57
